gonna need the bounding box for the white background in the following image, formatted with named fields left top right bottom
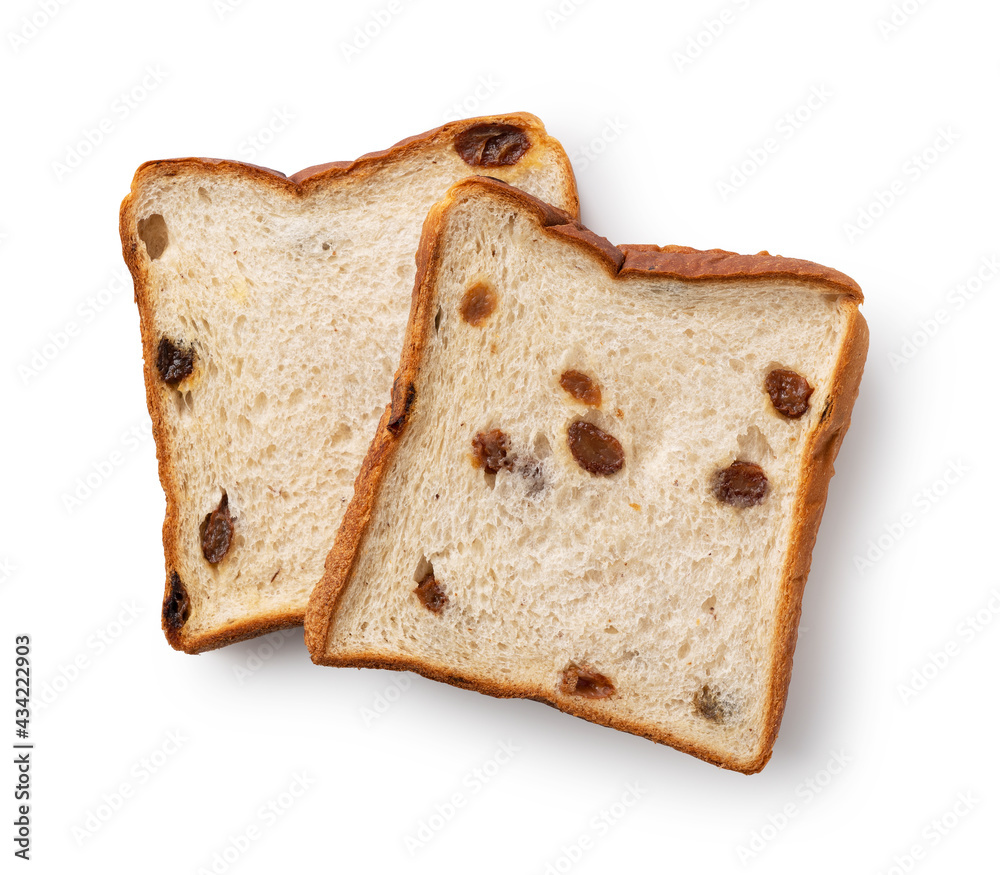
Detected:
left=2, top=0, right=998, bottom=872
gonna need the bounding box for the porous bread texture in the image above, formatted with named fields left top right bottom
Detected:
left=313, top=182, right=866, bottom=773
left=120, top=115, right=578, bottom=653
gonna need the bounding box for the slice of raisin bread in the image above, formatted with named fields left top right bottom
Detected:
left=305, top=177, right=867, bottom=773
left=119, top=115, right=579, bottom=653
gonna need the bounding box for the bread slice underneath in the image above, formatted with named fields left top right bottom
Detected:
left=120, top=115, right=578, bottom=653
left=305, top=177, right=867, bottom=773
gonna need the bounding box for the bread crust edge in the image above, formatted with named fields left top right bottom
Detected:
left=756, top=305, right=869, bottom=767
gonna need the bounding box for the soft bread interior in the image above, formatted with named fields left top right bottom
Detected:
left=128, top=119, right=576, bottom=646
left=323, top=190, right=857, bottom=769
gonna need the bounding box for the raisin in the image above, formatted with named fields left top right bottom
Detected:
left=472, top=429, right=513, bottom=475
left=454, top=123, right=530, bottom=167
left=559, top=370, right=602, bottom=407
left=460, top=282, right=498, bottom=326
left=156, top=336, right=194, bottom=385
left=713, top=461, right=768, bottom=507
left=414, top=572, right=448, bottom=613
left=201, top=492, right=235, bottom=564
left=163, top=571, right=190, bottom=629
left=559, top=664, right=615, bottom=699
left=765, top=368, right=813, bottom=418
left=567, top=421, right=624, bottom=476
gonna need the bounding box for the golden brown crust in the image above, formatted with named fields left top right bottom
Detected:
left=305, top=176, right=868, bottom=773
left=170, top=611, right=305, bottom=652
left=755, top=306, right=869, bottom=769
left=314, top=651, right=766, bottom=772
left=448, top=177, right=864, bottom=304
left=619, top=244, right=863, bottom=299
left=550, top=222, right=625, bottom=273
left=432, top=178, right=862, bottom=297
left=120, top=115, right=579, bottom=655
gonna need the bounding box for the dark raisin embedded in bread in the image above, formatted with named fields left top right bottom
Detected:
left=472, top=429, right=513, bottom=474
left=163, top=572, right=190, bottom=629
left=567, top=421, right=624, bottom=475
left=156, top=336, right=194, bottom=385
left=454, top=124, right=530, bottom=167
left=201, top=492, right=235, bottom=564
left=713, top=461, right=769, bottom=507
left=414, top=572, right=448, bottom=613
left=765, top=368, right=813, bottom=418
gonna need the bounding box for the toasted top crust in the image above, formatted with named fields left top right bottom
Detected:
left=442, top=177, right=861, bottom=297
left=125, top=113, right=579, bottom=215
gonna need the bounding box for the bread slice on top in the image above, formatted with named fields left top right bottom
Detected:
left=305, top=177, right=867, bottom=773
left=120, top=115, right=579, bottom=654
